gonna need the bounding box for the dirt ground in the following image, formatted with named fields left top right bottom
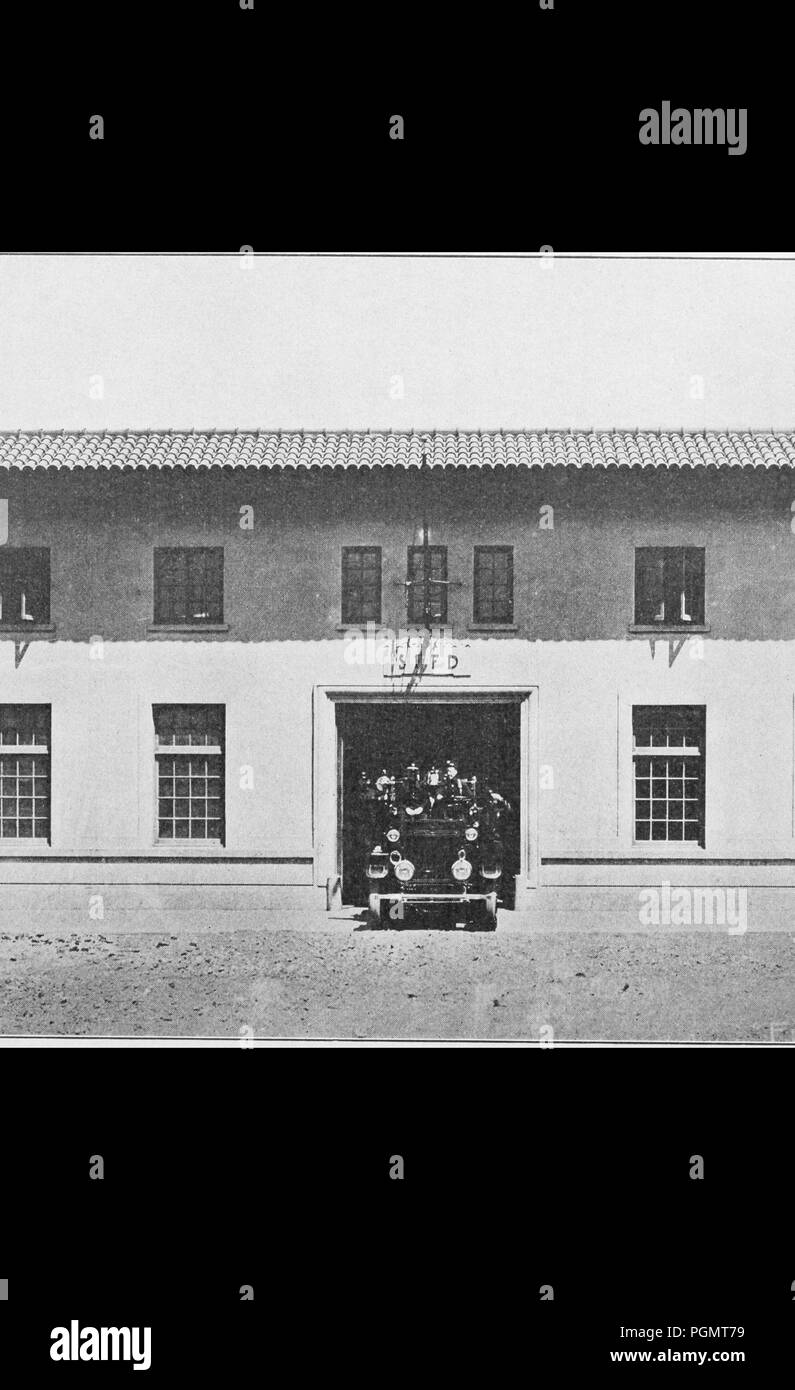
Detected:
left=1, top=909, right=793, bottom=1041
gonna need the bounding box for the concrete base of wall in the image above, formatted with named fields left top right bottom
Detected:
left=2, top=882, right=793, bottom=934
left=0, top=884, right=327, bottom=920
left=517, top=885, right=794, bottom=933
left=514, top=876, right=538, bottom=911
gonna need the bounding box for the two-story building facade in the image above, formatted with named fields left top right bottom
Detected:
left=2, top=427, right=795, bottom=924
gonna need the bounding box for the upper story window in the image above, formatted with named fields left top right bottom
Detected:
left=633, top=706, right=705, bottom=846
left=153, top=547, right=224, bottom=626
left=474, top=546, right=514, bottom=624
left=341, top=547, right=381, bottom=624
left=0, top=547, right=50, bottom=627
left=0, top=704, right=51, bottom=841
left=407, top=545, right=448, bottom=624
left=634, top=547, right=705, bottom=626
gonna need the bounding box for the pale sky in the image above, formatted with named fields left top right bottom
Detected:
left=1, top=254, right=794, bottom=431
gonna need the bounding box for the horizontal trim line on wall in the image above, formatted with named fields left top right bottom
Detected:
left=0, top=855, right=314, bottom=864
left=146, top=623, right=230, bottom=633
left=542, top=857, right=795, bottom=866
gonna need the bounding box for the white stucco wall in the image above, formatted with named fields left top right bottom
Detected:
left=3, top=630, right=795, bottom=891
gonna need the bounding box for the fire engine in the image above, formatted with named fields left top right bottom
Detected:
left=358, top=759, right=510, bottom=928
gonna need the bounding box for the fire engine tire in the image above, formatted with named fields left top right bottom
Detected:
left=481, top=893, right=498, bottom=930
left=367, top=893, right=383, bottom=929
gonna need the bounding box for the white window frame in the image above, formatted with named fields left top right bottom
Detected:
left=0, top=704, right=51, bottom=843
left=153, top=705, right=225, bottom=845
left=632, top=706, right=705, bottom=848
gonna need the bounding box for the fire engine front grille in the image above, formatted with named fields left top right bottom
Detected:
left=401, top=828, right=463, bottom=890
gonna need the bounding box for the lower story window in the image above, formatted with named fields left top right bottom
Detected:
left=154, top=704, right=225, bottom=843
left=633, top=706, right=705, bottom=846
left=0, top=704, right=51, bottom=841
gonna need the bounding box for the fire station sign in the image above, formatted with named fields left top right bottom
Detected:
left=383, top=629, right=470, bottom=679
left=342, top=623, right=470, bottom=678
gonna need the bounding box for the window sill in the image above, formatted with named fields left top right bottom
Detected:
left=629, top=624, right=710, bottom=635
left=154, top=841, right=225, bottom=851
left=335, top=622, right=380, bottom=632
left=0, top=623, right=55, bottom=634
left=0, top=840, right=51, bottom=851
left=467, top=623, right=518, bottom=632
left=630, top=843, right=706, bottom=854
left=147, top=623, right=230, bottom=633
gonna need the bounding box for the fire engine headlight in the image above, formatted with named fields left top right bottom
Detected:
left=451, top=852, right=472, bottom=882
left=394, top=859, right=415, bottom=882
left=367, top=853, right=389, bottom=879
left=464, top=826, right=478, bottom=842
left=386, top=828, right=400, bottom=844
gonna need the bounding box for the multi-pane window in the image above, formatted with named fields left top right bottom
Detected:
left=633, top=706, right=705, bottom=845
left=407, top=545, right=448, bottom=624
left=153, top=547, right=224, bottom=625
left=154, top=705, right=225, bottom=843
left=0, top=548, right=50, bottom=626
left=474, top=546, right=514, bottom=623
left=634, top=547, right=705, bottom=626
left=341, top=547, right=382, bottom=623
left=0, top=705, right=50, bottom=841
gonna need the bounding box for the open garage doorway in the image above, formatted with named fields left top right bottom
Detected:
left=337, top=699, right=521, bottom=908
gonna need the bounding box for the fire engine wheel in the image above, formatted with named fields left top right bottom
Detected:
left=368, top=893, right=383, bottom=929
left=480, top=893, right=498, bottom=930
